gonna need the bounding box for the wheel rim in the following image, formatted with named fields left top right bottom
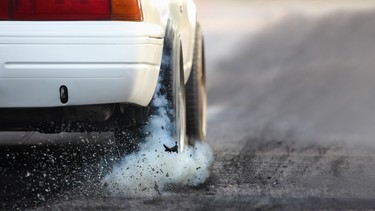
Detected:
left=174, top=50, right=186, bottom=152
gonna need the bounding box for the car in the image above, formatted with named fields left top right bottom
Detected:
left=0, top=0, right=206, bottom=152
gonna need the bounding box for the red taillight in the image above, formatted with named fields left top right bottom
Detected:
left=12, top=0, right=111, bottom=20
left=0, top=0, right=142, bottom=21
left=0, top=0, right=9, bottom=20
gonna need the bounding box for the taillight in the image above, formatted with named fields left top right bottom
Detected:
left=0, top=0, right=142, bottom=21
left=12, top=0, right=111, bottom=20
left=0, top=0, right=9, bottom=20
left=112, top=0, right=142, bottom=21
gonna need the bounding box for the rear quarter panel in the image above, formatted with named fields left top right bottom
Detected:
left=142, top=0, right=197, bottom=83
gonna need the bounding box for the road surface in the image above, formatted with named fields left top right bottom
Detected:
left=2, top=1, right=375, bottom=210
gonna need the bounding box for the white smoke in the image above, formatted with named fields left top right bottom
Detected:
left=102, top=82, right=213, bottom=197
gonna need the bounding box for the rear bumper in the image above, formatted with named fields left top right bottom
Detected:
left=0, top=22, right=164, bottom=108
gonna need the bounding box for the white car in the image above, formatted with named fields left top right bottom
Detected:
left=0, top=0, right=206, bottom=151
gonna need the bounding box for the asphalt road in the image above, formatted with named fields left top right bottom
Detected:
left=3, top=1, right=375, bottom=210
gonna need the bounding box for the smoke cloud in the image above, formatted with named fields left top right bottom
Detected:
left=102, top=81, right=213, bottom=197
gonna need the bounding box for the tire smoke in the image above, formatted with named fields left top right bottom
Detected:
left=102, top=82, right=213, bottom=197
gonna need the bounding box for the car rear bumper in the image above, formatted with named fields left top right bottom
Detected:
left=0, top=22, right=164, bottom=108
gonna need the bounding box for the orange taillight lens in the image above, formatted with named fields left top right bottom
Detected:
left=112, top=0, right=142, bottom=21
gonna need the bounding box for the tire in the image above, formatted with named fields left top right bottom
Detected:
left=160, top=26, right=187, bottom=152
left=186, top=23, right=207, bottom=143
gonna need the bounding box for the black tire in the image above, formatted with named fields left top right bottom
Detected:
left=186, top=23, right=207, bottom=142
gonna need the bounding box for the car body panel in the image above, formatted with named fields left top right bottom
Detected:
left=0, top=0, right=197, bottom=108
left=138, top=0, right=196, bottom=82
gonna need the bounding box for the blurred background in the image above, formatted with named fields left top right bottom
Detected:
left=196, top=0, right=375, bottom=150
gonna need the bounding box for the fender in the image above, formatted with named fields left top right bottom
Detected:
left=142, top=0, right=196, bottom=83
